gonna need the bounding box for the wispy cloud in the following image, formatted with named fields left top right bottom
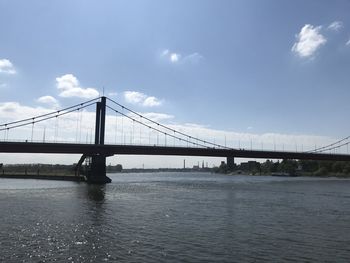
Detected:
left=346, top=39, right=350, bottom=46
left=0, top=102, right=52, bottom=121
left=161, top=49, right=203, bottom=64
left=161, top=49, right=181, bottom=63
left=328, top=21, right=343, bottom=32
left=292, top=24, right=327, bottom=58
left=124, top=91, right=162, bottom=107
left=141, top=112, right=174, bottom=122
left=56, top=74, right=99, bottom=99
left=108, top=92, right=118, bottom=97
left=182, top=52, right=203, bottom=64
left=37, top=95, right=59, bottom=108
left=0, top=59, right=16, bottom=74
left=143, top=96, right=162, bottom=107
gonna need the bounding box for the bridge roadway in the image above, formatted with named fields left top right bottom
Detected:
left=1, top=141, right=350, bottom=161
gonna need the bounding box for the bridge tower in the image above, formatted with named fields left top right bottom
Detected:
left=86, top=96, right=112, bottom=184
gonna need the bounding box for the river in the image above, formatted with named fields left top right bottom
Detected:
left=1, top=172, right=350, bottom=262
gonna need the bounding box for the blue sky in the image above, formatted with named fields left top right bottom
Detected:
left=1, top=0, right=350, bottom=166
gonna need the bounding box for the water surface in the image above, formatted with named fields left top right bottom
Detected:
left=1, top=173, right=350, bottom=262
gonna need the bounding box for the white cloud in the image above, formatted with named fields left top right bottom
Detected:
left=0, top=59, right=16, bottom=74
left=0, top=102, right=51, bottom=121
left=161, top=49, right=203, bottom=64
left=143, top=96, right=162, bottom=107
left=161, top=50, right=181, bottom=63
left=56, top=74, right=99, bottom=99
left=37, top=96, right=59, bottom=108
left=328, top=21, right=343, bottom=31
left=0, top=83, right=7, bottom=89
left=346, top=39, right=350, bottom=46
left=292, top=24, right=327, bottom=58
left=170, top=53, right=180, bottom=63
left=124, top=91, right=162, bottom=107
left=124, top=91, right=146, bottom=104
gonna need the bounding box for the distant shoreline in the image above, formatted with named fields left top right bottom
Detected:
left=2, top=166, right=350, bottom=183
left=0, top=174, right=85, bottom=182
left=0, top=169, right=211, bottom=182
left=1, top=171, right=350, bottom=182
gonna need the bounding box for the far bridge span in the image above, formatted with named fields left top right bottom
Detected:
left=1, top=141, right=350, bottom=162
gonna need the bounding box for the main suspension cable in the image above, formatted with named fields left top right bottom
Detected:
left=107, top=97, right=232, bottom=149
left=0, top=97, right=100, bottom=128
left=0, top=102, right=96, bottom=132
left=313, top=141, right=350, bottom=153
left=306, top=135, right=350, bottom=153
left=106, top=105, right=211, bottom=148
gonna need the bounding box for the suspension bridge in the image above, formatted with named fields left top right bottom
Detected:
left=1, top=96, right=350, bottom=183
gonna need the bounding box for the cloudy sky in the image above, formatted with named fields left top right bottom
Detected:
left=1, top=0, right=350, bottom=167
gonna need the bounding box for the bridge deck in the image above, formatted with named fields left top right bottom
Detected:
left=1, top=141, right=350, bottom=161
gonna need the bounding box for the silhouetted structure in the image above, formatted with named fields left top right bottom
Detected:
left=76, top=97, right=111, bottom=184
left=227, top=157, right=235, bottom=171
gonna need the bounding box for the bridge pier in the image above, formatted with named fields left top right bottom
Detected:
left=86, top=154, right=111, bottom=184
left=85, top=96, right=112, bottom=184
left=227, top=157, right=235, bottom=171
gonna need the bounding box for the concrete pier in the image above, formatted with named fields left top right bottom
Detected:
left=86, top=154, right=111, bottom=184
left=85, top=96, right=111, bottom=184
left=227, top=157, right=235, bottom=171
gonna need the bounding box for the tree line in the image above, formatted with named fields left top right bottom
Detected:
left=215, top=159, right=350, bottom=177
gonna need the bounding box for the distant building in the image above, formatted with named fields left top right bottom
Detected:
left=193, top=165, right=200, bottom=170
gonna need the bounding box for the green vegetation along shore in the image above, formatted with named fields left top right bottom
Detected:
left=215, top=159, right=350, bottom=177
left=1, top=160, right=350, bottom=180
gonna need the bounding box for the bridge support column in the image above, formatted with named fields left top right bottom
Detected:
left=87, top=154, right=111, bottom=184
left=227, top=157, right=235, bottom=171
left=85, top=96, right=112, bottom=184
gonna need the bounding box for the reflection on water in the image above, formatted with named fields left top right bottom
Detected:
left=1, top=173, right=350, bottom=262
left=86, top=184, right=105, bottom=202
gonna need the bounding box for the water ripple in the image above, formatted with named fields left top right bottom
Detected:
left=1, top=173, right=350, bottom=262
